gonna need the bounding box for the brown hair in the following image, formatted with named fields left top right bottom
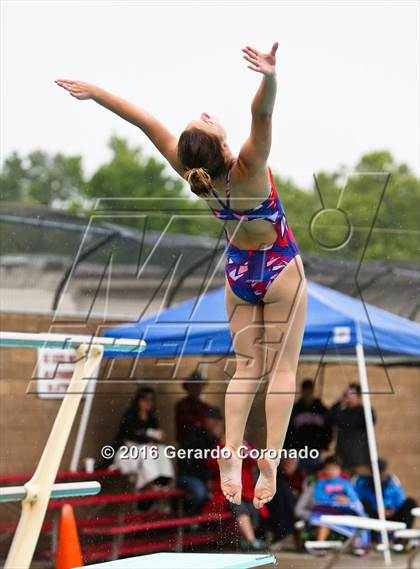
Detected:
left=177, top=127, right=225, bottom=197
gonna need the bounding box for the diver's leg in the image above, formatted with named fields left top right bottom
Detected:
left=218, top=282, right=265, bottom=504
left=254, top=256, right=307, bottom=508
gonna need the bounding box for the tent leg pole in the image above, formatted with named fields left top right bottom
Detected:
left=355, top=323, right=391, bottom=566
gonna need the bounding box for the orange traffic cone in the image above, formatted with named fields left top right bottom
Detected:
left=56, top=504, right=83, bottom=569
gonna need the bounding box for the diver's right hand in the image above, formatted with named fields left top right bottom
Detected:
left=55, top=79, right=98, bottom=100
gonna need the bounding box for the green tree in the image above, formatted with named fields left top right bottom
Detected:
left=350, top=151, right=419, bottom=260
left=1, top=141, right=418, bottom=261
left=287, top=151, right=419, bottom=260
left=0, top=152, right=27, bottom=202
left=86, top=135, right=216, bottom=235
left=0, top=150, right=86, bottom=206
left=87, top=136, right=183, bottom=200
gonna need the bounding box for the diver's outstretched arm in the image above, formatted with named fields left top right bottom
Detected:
left=237, top=43, right=278, bottom=174
left=55, top=80, right=184, bottom=175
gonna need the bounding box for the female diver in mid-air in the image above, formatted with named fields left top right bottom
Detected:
left=56, top=42, right=307, bottom=509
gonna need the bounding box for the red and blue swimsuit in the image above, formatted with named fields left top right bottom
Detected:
left=208, top=159, right=299, bottom=304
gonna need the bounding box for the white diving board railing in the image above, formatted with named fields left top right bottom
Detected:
left=316, top=515, right=407, bottom=569
left=0, top=332, right=146, bottom=569
left=0, top=331, right=146, bottom=354
left=320, top=514, right=406, bottom=532
left=0, top=481, right=101, bottom=503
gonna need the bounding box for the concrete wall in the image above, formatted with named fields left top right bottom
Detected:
left=1, top=311, right=419, bottom=502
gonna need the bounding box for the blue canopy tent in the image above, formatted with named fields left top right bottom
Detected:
left=74, top=282, right=419, bottom=563
left=102, top=282, right=420, bottom=362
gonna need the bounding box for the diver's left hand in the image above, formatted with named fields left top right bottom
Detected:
left=242, top=43, right=278, bottom=76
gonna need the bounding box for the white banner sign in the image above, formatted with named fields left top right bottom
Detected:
left=36, top=347, right=77, bottom=399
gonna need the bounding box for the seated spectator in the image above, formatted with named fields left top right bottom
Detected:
left=267, top=457, right=304, bottom=551
left=206, top=439, right=265, bottom=552
left=175, top=370, right=210, bottom=443
left=177, top=406, right=224, bottom=515
left=355, top=458, right=418, bottom=532
left=294, top=462, right=325, bottom=523
left=294, top=462, right=325, bottom=550
left=328, top=383, right=376, bottom=475
left=309, top=456, right=368, bottom=553
left=111, top=387, right=175, bottom=493
left=285, top=379, right=332, bottom=474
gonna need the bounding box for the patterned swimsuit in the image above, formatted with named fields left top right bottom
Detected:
left=208, top=159, right=299, bottom=304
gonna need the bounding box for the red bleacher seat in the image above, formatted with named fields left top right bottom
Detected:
left=82, top=511, right=233, bottom=536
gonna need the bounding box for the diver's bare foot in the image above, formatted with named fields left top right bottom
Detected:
left=253, top=455, right=280, bottom=509
left=217, top=447, right=242, bottom=505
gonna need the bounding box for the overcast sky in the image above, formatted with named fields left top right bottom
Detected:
left=1, top=0, right=418, bottom=187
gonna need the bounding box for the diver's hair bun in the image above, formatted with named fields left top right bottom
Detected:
left=184, top=167, right=214, bottom=197
left=178, top=127, right=225, bottom=198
